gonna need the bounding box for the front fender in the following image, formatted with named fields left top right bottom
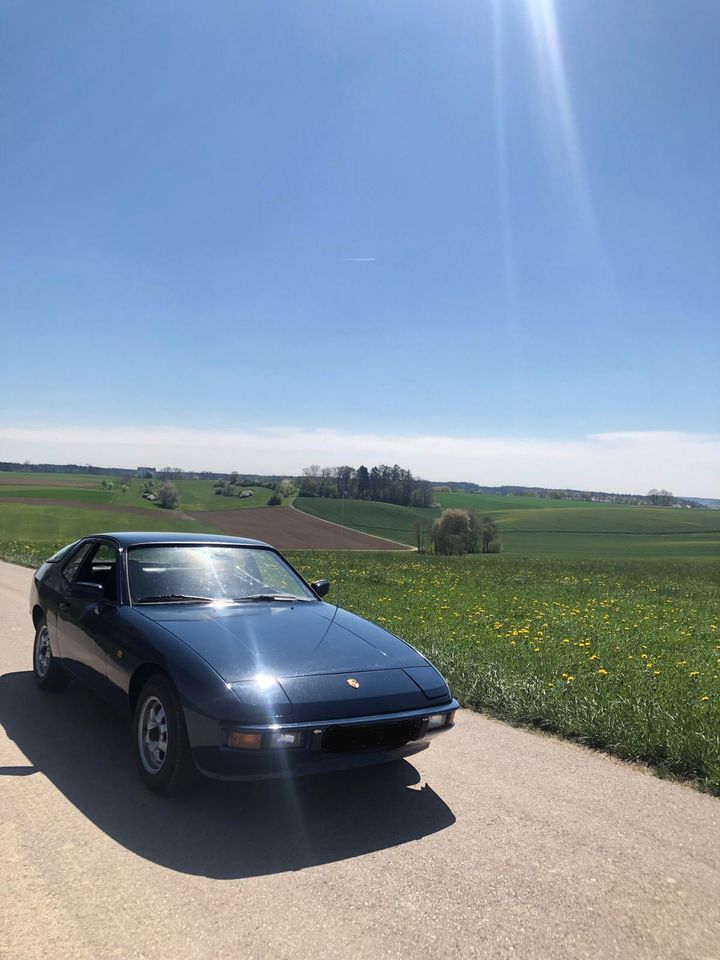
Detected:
left=114, top=609, right=251, bottom=747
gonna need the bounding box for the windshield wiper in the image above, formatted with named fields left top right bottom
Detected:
left=231, top=594, right=312, bottom=603
left=135, top=594, right=216, bottom=604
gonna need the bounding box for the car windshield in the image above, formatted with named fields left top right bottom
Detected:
left=127, top=545, right=315, bottom=604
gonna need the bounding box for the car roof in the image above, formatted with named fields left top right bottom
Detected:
left=90, top=532, right=272, bottom=549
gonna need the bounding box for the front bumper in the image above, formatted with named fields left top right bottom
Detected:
left=189, top=700, right=460, bottom=782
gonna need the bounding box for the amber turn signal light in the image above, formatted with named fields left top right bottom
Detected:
left=227, top=731, right=262, bottom=750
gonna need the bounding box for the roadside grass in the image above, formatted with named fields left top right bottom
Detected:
left=288, top=551, right=720, bottom=794
left=295, top=495, right=720, bottom=560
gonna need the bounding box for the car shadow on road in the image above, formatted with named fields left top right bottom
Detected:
left=0, top=671, right=456, bottom=879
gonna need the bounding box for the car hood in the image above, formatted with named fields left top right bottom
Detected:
left=136, top=601, right=428, bottom=682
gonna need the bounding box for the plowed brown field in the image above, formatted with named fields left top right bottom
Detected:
left=189, top=506, right=410, bottom=550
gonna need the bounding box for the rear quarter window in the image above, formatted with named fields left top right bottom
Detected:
left=46, top=541, right=80, bottom=563
left=61, top=542, right=94, bottom=583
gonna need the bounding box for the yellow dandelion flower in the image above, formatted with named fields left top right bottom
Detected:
left=597, top=668, right=609, bottom=676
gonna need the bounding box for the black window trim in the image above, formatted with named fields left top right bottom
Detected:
left=61, top=536, right=123, bottom=606
left=79, top=537, right=122, bottom=606
left=60, top=539, right=96, bottom=586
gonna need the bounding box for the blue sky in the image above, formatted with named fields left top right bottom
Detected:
left=1, top=1, right=718, bottom=492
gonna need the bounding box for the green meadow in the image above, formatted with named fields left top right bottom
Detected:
left=0, top=472, right=280, bottom=513
left=0, top=502, right=215, bottom=554
left=168, top=480, right=280, bottom=511
left=294, top=497, right=436, bottom=545
left=295, top=493, right=720, bottom=560
left=288, top=551, right=720, bottom=793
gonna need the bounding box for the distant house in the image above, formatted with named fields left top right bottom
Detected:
left=137, top=467, right=156, bottom=479
left=142, top=492, right=157, bottom=501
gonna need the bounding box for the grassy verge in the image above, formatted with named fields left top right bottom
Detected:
left=288, top=552, right=720, bottom=793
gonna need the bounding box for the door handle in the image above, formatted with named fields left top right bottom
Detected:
left=59, top=601, right=71, bottom=613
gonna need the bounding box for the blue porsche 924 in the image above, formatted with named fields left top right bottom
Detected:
left=30, top=533, right=458, bottom=794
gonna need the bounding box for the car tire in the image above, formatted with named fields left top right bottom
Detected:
left=133, top=674, right=199, bottom=795
left=33, top=618, right=69, bottom=691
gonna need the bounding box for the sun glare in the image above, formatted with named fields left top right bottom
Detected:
left=525, top=0, right=595, bottom=226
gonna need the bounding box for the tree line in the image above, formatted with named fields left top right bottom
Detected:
left=298, top=464, right=434, bottom=508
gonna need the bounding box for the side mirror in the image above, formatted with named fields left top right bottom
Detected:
left=70, top=581, right=105, bottom=601
left=311, top=579, right=330, bottom=598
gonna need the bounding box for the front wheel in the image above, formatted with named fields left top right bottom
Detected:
left=33, top=619, right=68, bottom=691
left=133, top=674, right=198, bottom=795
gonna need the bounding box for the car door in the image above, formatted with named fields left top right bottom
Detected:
left=56, top=540, right=121, bottom=696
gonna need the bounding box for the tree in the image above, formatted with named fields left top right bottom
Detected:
left=431, top=509, right=481, bottom=556
left=268, top=491, right=282, bottom=506
left=356, top=465, right=370, bottom=499
left=335, top=465, right=355, bottom=498
left=278, top=479, right=297, bottom=498
left=299, top=465, right=321, bottom=497
left=157, top=480, right=180, bottom=510
left=648, top=488, right=674, bottom=507
left=480, top=517, right=502, bottom=553
left=413, top=521, right=430, bottom=553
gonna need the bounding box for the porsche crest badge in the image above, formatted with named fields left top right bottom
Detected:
left=346, top=678, right=360, bottom=689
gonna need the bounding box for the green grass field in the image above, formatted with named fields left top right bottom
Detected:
left=294, top=497, right=436, bottom=545
left=294, top=493, right=720, bottom=560
left=0, top=502, right=216, bottom=558
left=287, top=551, right=720, bottom=793
left=0, top=471, right=281, bottom=513
left=169, top=480, right=279, bottom=511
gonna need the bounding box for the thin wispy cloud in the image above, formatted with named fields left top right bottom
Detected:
left=338, top=257, right=376, bottom=262
left=1, top=426, right=717, bottom=496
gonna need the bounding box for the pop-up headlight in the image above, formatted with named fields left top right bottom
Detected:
left=230, top=677, right=292, bottom=719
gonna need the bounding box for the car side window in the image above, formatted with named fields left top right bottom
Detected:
left=78, top=543, right=120, bottom=603
left=61, top=543, right=94, bottom=585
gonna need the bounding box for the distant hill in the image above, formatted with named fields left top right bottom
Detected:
left=2, top=461, right=712, bottom=510
left=432, top=482, right=705, bottom=509
left=0, top=461, right=288, bottom=485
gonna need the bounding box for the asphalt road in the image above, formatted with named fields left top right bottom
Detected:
left=2, top=559, right=719, bottom=960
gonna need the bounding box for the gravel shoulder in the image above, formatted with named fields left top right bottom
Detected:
left=1, top=559, right=719, bottom=960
